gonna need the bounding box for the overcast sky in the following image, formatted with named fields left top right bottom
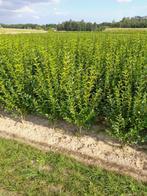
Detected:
left=0, top=0, right=146, bottom=24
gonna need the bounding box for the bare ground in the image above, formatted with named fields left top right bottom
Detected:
left=0, top=112, right=146, bottom=182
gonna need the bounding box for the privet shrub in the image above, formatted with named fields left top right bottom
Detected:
left=0, top=32, right=146, bottom=144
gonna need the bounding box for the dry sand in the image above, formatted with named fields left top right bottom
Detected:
left=0, top=112, right=146, bottom=182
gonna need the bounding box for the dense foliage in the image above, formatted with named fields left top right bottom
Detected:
left=0, top=32, right=146, bottom=144
left=56, top=20, right=105, bottom=31
left=111, top=16, right=147, bottom=28
left=0, top=20, right=104, bottom=31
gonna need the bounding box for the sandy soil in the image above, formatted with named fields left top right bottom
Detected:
left=0, top=28, right=47, bottom=34
left=0, top=112, right=146, bottom=182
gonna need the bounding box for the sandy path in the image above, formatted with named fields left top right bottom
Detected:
left=0, top=113, right=146, bottom=182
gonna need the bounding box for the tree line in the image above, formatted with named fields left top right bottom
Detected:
left=111, top=16, right=147, bottom=28
left=0, top=23, right=57, bottom=30
left=0, top=21, right=104, bottom=31
left=1, top=16, right=147, bottom=31
left=56, top=20, right=105, bottom=31
left=52, top=17, right=147, bottom=30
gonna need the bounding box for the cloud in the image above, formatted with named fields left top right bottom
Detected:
left=13, top=6, right=35, bottom=14
left=116, top=0, right=132, bottom=3
left=0, top=0, right=59, bottom=10
left=0, top=0, right=59, bottom=23
left=53, top=7, right=69, bottom=16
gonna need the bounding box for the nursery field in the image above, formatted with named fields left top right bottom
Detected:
left=0, top=31, right=147, bottom=144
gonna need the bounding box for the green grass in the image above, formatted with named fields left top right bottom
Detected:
left=0, top=138, right=146, bottom=195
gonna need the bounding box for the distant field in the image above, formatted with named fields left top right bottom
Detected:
left=0, top=28, right=47, bottom=34
left=105, top=28, right=147, bottom=32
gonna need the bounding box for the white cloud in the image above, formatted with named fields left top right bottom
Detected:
left=53, top=7, right=69, bottom=16
left=13, top=6, right=35, bottom=14
left=0, top=0, right=60, bottom=22
left=0, top=0, right=59, bottom=11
